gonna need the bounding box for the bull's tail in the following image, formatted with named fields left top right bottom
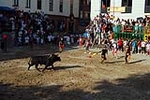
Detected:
left=28, top=57, right=32, bottom=65
left=28, top=57, right=32, bottom=70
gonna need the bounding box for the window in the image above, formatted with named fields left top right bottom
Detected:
left=146, top=0, right=150, bottom=5
left=121, top=0, right=132, bottom=13
left=87, top=0, right=91, bottom=5
left=59, top=0, right=63, bottom=12
left=70, top=0, right=73, bottom=14
left=49, top=0, right=53, bottom=11
left=13, top=0, right=19, bottom=6
left=26, top=0, right=31, bottom=8
left=37, top=0, right=42, bottom=10
left=101, top=0, right=110, bottom=13
left=122, top=0, right=127, bottom=6
left=145, top=0, right=150, bottom=13
left=122, top=0, right=132, bottom=6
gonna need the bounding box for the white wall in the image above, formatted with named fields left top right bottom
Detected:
left=109, top=0, right=148, bottom=20
left=90, top=0, right=150, bottom=20
left=0, top=0, right=79, bottom=18
left=0, top=0, right=13, bottom=7
left=131, top=0, right=145, bottom=19
left=90, top=0, right=101, bottom=20
left=73, top=0, right=79, bottom=18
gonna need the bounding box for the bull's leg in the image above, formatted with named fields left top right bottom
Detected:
left=42, top=64, right=55, bottom=72
left=35, top=64, right=41, bottom=72
left=42, top=65, right=47, bottom=72
left=51, top=64, right=55, bottom=70
left=28, top=63, right=33, bottom=70
left=28, top=65, right=31, bottom=70
left=101, top=58, right=104, bottom=63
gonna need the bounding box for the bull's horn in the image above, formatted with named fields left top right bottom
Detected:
left=53, top=53, right=60, bottom=56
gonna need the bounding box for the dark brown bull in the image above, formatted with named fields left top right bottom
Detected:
left=28, top=54, right=61, bottom=72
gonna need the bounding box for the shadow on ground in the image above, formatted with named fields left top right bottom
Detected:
left=0, top=45, right=78, bottom=61
left=129, top=59, right=146, bottom=64
left=1, top=73, right=150, bottom=100
left=105, top=58, right=146, bottom=65
left=52, top=65, right=82, bottom=70
left=31, top=65, right=82, bottom=72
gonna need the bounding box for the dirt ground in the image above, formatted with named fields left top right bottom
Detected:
left=0, top=45, right=150, bottom=100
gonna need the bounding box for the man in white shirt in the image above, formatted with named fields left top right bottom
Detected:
left=141, top=40, right=146, bottom=54
left=146, top=42, right=150, bottom=55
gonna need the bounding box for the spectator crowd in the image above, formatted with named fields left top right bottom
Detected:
left=0, top=10, right=150, bottom=57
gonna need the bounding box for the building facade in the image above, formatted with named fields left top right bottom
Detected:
left=78, top=0, right=91, bottom=27
left=0, top=0, right=81, bottom=33
left=0, top=0, right=80, bottom=17
left=0, top=0, right=92, bottom=33
left=91, top=0, right=150, bottom=20
left=1, top=0, right=150, bottom=32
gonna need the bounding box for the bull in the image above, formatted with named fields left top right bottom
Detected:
left=28, top=54, right=61, bottom=72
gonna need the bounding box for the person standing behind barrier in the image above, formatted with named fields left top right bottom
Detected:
left=123, top=39, right=128, bottom=51
left=131, top=39, right=137, bottom=54
left=117, top=38, right=123, bottom=52
left=134, top=21, right=139, bottom=33
left=78, top=36, right=83, bottom=47
left=58, top=37, right=64, bottom=53
left=1, top=34, right=8, bottom=53
left=125, top=42, right=131, bottom=64
left=121, top=19, right=126, bottom=32
left=112, top=40, right=118, bottom=58
left=146, top=41, right=150, bottom=56
left=141, top=40, right=146, bottom=54
left=137, top=40, right=141, bottom=54
left=85, top=39, right=90, bottom=53
left=29, top=35, right=34, bottom=48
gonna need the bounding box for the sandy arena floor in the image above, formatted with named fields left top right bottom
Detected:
left=0, top=45, right=150, bottom=100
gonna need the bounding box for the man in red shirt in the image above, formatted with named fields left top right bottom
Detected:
left=117, top=38, right=123, bottom=52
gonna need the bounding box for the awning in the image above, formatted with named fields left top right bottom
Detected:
left=0, top=6, right=15, bottom=12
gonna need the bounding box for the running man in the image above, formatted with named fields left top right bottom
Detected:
left=101, top=46, right=108, bottom=63
left=125, top=43, right=131, bottom=64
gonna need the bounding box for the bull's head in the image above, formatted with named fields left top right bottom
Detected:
left=49, top=54, right=61, bottom=62
left=53, top=54, right=61, bottom=61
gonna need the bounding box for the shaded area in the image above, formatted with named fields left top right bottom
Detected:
left=0, top=45, right=78, bottom=61
left=105, top=58, right=146, bottom=65
left=93, top=73, right=150, bottom=100
left=1, top=73, right=150, bottom=100
left=105, top=60, right=125, bottom=64
left=0, top=82, right=90, bottom=100
left=31, top=65, right=82, bottom=72
left=0, top=83, right=63, bottom=100
left=51, top=65, right=82, bottom=70
left=129, top=59, right=146, bottom=64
